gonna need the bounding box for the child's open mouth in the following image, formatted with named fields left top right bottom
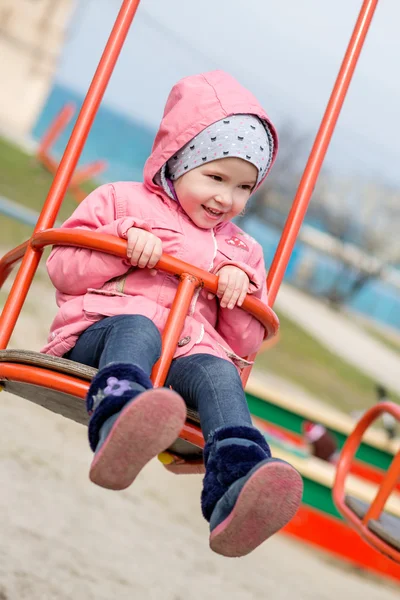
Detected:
left=203, top=205, right=223, bottom=219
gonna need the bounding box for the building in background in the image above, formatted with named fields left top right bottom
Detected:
left=0, top=0, right=74, bottom=140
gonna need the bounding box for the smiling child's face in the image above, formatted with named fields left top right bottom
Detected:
left=173, top=157, right=258, bottom=229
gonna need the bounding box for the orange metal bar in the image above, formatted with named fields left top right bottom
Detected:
left=0, top=357, right=206, bottom=448
left=333, top=492, right=400, bottom=563
left=240, top=353, right=256, bottom=387
left=37, top=103, right=75, bottom=156
left=28, top=229, right=279, bottom=336
left=240, top=331, right=282, bottom=385
left=0, top=230, right=279, bottom=338
left=350, top=460, right=400, bottom=493
left=37, top=103, right=107, bottom=199
left=363, top=450, right=400, bottom=523
left=178, top=421, right=204, bottom=449
left=39, top=153, right=106, bottom=189
left=334, top=402, right=400, bottom=506
left=333, top=401, right=400, bottom=562
left=266, top=0, right=379, bottom=306
left=34, top=0, right=141, bottom=232
left=0, top=0, right=142, bottom=349
left=0, top=363, right=89, bottom=399
left=0, top=241, right=29, bottom=288
left=73, top=160, right=107, bottom=185
left=152, top=274, right=200, bottom=387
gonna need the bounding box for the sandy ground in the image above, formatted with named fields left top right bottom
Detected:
left=1, top=273, right=399, bottom=599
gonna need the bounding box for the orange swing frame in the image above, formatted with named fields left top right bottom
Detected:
left=1, top=0, right=398, bottom=560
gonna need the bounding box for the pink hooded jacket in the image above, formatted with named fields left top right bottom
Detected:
left=42, top=71, right=278, bottom=369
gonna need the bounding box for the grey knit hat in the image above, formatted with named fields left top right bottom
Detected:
left=166, top=114, right=273, bottom=187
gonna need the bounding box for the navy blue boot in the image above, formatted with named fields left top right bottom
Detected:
left=86, top=363, right=186, bottom=490
left=201, top=426, right=303, bottom=557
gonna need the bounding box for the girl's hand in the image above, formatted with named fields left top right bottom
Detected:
left=126, top=227, right=162, bottom=275
left=208, top=265, right=250, bottom=309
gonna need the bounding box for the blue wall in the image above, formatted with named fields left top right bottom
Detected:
left=33, top=83, right=155, bottom=183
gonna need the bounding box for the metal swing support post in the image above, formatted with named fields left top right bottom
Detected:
left=266, top=0, right=379, bottom=307
left=0, top=0, right=142, bottom=349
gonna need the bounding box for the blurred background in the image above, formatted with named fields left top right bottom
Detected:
left=1, top=2, right=400, bottom=599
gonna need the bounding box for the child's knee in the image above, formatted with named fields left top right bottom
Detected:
left=197, top=354, right=239, bottom=380
left=110, top=314, right=157, bottom=334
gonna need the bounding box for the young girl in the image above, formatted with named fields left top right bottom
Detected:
left=43, top=70, right=303, bottom=558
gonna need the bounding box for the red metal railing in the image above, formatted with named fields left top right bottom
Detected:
left=333, top=401, right=400, bottom=562
left=0, top=229, right=278, bottom=330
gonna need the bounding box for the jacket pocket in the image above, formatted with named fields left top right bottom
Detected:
left=83, top=292, right=118, bottom=319
left=86, top=268, right=134, bottom=297
left=146, top=218, right=185, bottom=259
left=82, top=290, right=159, bottom=324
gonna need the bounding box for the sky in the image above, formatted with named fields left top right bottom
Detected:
left=56, top=0, right=400, bottom=186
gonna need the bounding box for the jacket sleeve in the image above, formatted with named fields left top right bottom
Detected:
left=215, top=242, right=268, bottom=358
left=46, top=183, right=152, bottom=295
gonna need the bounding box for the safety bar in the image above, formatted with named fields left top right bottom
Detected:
left=151, top=273, right=201, bottom=386
left=333, top=401, right=400, bottom=561
left=0, top=229, right=279, bottom=350
left=0, top=241, right=28, bottom=289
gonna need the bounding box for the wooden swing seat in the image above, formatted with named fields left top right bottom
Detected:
left=0, top=349, right=204, bottom=464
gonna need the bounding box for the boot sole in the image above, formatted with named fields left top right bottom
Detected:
left=89, top=388, right=186, bottom=490
left=210, top=461, right=303, bottom=557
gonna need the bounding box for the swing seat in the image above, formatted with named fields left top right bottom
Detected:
left=0, top=232, right=279, bottom=474
left=345, top=495, right=400, bottom=551
left=333, top=401, right=400, bottom=563
left=0, top=349, right=204, bottom=462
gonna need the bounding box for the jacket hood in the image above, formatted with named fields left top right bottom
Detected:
left=143, top=70, right=278, bottom=196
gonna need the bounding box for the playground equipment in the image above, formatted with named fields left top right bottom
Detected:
left=0, top=0, right=399, bottom=562
left=334, top=401, right=400, bottom=562
left=37, top=103, right=107, bottom=203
